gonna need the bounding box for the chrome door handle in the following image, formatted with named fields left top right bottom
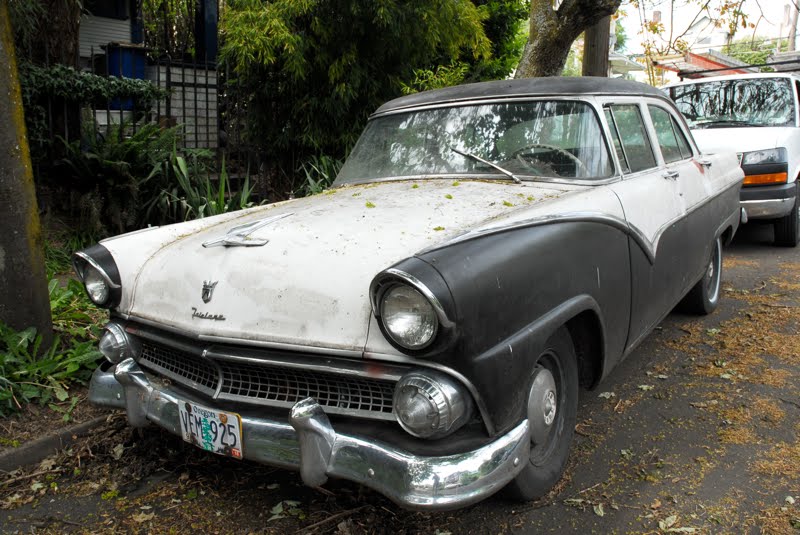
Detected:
left=696, top=158, right=712, bottom=167
left=662, top=170, right=679, bottom=180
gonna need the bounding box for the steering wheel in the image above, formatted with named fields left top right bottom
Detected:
left=512, top=144, right=587, bottom=177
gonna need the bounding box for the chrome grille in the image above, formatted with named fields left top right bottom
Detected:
left=139, top=342, right=217, bottom=396
left=137, top=340, right=397, bottom=420
left=218, top=361, right=395, bottom=414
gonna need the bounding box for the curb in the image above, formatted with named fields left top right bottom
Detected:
left=0, top=415, right=109, bottom=473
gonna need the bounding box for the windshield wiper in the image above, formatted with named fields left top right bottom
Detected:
left=449, top=146, right=521, bottom=184
left=693, top=119, right=766, bottom=128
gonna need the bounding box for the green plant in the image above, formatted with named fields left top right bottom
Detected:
left=0, top=325, right=102, bottom=417
left=157, top=150, right=258, bottom=220
left=297, top=155, right=343, bottom=196
left=55, top=120, right=181, bottom=234
left=19, top=63, right=168, bottom=159
left=0, top=277, right=104, bottom=417
left=44, top=230, right=98, bottom=277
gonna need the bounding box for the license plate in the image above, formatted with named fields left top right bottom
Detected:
left=178, top=401, right=243, bottom=459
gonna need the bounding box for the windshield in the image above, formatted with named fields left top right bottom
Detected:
left=335, top=100, right=613, bottom=184
left=668, top=78, right=796, bottom=128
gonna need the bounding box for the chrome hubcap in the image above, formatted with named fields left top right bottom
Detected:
left=543, top=390, right=556, bottom=425
left=528, top=367, right=558, bottom=445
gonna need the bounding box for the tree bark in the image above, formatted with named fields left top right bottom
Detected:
left=0, top=1, right=53, bottom=348
left=789, top=4, right=798, bottom=52
left=582, top=16, right=610, bottom=77
left=516, top=0, right=621, bottom=78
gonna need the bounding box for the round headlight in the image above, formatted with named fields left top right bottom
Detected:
left=380, top=285, right=438, bottom=350
left=84, top=265, right=110, bottom=305
left=393, top=371, right=473, bottom=439
left=98, top=323, right=136, bottom=364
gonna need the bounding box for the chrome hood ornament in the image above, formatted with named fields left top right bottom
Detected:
left=202, top=213, right=294, bottom=248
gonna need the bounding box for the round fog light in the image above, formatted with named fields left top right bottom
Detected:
left=98, top=323, right=135, bottom=364
left=393, top=371, right=472, bottom=439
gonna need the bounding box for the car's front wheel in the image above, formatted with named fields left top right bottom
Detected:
left=505, top=327, right=578, bottom=501
left=774, top=187, right=800, bottom=247
left=682, top=236, right=722, bottom=315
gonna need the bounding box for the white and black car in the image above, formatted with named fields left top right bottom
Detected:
left=76, top=77, right=743, bottom=510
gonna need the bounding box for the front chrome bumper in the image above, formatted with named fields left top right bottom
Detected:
left=740, top=198, right=795, bottom=219
left=89, top=358, right=530, bottom=510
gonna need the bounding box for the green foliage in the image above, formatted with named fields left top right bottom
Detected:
left=297, top=155, right=344, bottom=196
left=19, top=64, right=167, bottom=157
left=8, top=0, right=46, bottom=55
left=55, top=120, right=181, bottom=235
left=463, top=0, right=530, bottom=82
left=154, top=151, right=258, bottom=220
left=0, top=280, right=103, bottom=417
left=401, top=63, right=471, bottom=95
left=44, top=231, right=99, bottom=278
left=723, top=38, right=786, bottom=72
left=220, top=0, right=492, bottom=191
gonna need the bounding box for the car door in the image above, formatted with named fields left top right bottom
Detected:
left=645, top=103, right=712, bottom=289
left=603, top=100, right=689, bottom=352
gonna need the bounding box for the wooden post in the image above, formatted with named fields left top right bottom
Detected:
left=582, top=16, right=611, bottom=77
left=0, top=1, right=53, bottom=348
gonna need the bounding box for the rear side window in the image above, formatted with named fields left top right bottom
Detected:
left=648, top=106, right=693, bottom=163
left=604, top=105, right=657, bottom=173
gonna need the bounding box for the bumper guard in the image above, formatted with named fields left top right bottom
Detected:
left=89, top=358, right=530, bottom=510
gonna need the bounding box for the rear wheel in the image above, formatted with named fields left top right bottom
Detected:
left=774, top=190, right=800, bottom=247
left=505, top=327, right=578, bottom=501
left=683, top=236, right=722, bottom=315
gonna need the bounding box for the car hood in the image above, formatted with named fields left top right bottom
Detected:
left=104, top=179, right=572, bottom=353
left=691, top=126, right=791, bottom=154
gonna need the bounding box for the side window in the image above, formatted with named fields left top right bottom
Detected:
left=671, top=116, right=693, bottom=159
left=648, top=106, right=685, bottom=164
left=605, top=104, right=656, bottom=173
left=604, top=109, right=630, bottom=174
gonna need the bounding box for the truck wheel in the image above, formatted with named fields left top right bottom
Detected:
left=683, top=236, right=722, bottom=315
left=505, top=327, right=578, bottom=501
left=774, top=192, right=800, bottom=247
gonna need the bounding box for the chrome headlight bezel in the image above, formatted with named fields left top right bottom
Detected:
left=741, top=147, right=787, bottom=166
left=72, top=246, right=122, bottom=309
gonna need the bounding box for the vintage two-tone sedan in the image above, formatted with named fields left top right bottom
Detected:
left=76, top=77, right=743, bottom=510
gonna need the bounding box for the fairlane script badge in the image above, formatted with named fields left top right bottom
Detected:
left=202, top=280, right=218, bottom=303
left=191, top=308, right=226, bottom=321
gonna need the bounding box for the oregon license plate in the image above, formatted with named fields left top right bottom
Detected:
left=178, top=401, right=243, bottom=459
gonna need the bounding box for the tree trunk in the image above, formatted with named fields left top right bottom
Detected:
left=582, top=16, right=610, bottom=77
left=789, top=4, right=798, bottom=52
left=516, top=0, right=622, bottom=78
left=0, top=1, right=54, bottom=348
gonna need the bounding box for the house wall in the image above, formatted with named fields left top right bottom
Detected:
left=79, top=15, right=132, bottom=58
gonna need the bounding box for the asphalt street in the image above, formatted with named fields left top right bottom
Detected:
left=2, top=221, right=799, bottom=534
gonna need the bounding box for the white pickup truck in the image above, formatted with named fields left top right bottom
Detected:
left=666, top=73, right=800, bottom=246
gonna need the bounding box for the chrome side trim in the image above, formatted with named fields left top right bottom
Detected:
left=73, top=251, right=122, bottom=289
left=90, top=362, right=530, bottom=511
left=418, top=211, right=656, bottom=265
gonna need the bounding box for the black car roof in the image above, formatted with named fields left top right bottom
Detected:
left=374, top=76, right=666, bottom=115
